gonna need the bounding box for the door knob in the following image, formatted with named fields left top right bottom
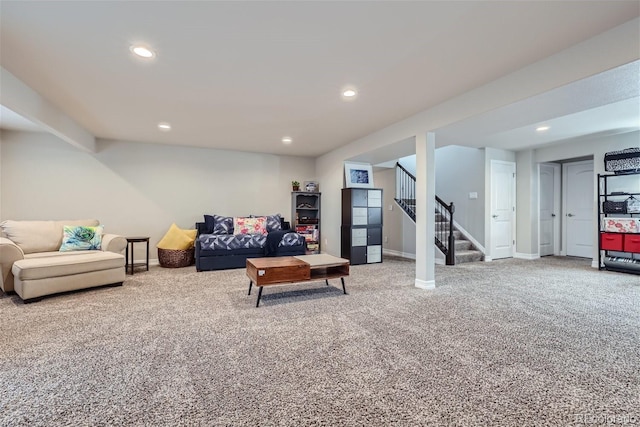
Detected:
left=551, top=213, right=556, bottom=217
left=492, top=214, right=498, bottom=218
left=567, top=213, right=574, bottom=217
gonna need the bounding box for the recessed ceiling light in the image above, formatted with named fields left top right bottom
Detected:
left=342, top=89, right=357, bottom=98
left=536, top=125, right=550, bottom=132
left=158, top=122, right=171, bottom=132
left=281, top=136, right=293, bottom=145
left=130, top=45, right=155, bottom=59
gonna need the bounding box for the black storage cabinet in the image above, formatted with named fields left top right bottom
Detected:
left=341, top=188, right=383, bottom=265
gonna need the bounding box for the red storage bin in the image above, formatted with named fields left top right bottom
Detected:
left=601, top=233, right=623, bottom=251
left=623, top=234, right=640, bottom=253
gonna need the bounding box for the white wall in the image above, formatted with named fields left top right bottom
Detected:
left=516, top=149, right=539, bottom=256
left=0, top=130, right=315, bottom=260
left=397, top=155, right=416, bottom=176
left=534, top=131, right=639, bottom=164
left=0, top=134, right=2, bottom=219
left=516, top=131, right=640, bottom=261
left=374, top=168, right=416, bottom=258
left=374, top=168, right=399, bottom=253
left=435, top=146, right=486, bottom=245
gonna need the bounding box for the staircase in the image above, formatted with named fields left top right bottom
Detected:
left=435, top=213, right=484, bottom=264
left=395, top=163, right=484, bottom=265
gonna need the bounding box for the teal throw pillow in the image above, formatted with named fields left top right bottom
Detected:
left=59, top=225, right=104, bottom=251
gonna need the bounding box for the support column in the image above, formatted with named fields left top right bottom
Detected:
left=415, top=132, right=436, bottom=289
left=515, top=149, right=539, bottom=259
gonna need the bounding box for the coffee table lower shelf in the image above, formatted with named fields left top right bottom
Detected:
left=246, top=255, right=349, bottom=307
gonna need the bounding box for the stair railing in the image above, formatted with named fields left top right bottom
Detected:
left=394, top=162, right=455, bottom=265
left=394, top=163, right=416, bottom=221
left=435, top=196, right=455, bottom=265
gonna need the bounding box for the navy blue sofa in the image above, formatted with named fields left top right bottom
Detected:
left=194, top=218, right=306, bottom=271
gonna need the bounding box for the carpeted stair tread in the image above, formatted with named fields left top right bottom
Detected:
left=455, top=249, right=484, bottom=263
left=455, top=239, right=473, bottom=251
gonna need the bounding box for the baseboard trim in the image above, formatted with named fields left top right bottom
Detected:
left=383, top=249, right=416, bottom=260
left=415, top=278, right=435, bottom=289
left=514, top=252, right=540, bottom=260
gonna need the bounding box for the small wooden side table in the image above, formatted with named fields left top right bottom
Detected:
left=125, top=237, right=150, bottom=275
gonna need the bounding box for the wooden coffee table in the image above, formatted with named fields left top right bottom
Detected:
left=246, top=254, right=350, bottom=307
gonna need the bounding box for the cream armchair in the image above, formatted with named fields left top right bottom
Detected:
left=0, top=219, right=127, bottom=302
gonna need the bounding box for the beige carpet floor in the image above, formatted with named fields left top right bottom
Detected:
left=1, top=256, right=639, bottom=426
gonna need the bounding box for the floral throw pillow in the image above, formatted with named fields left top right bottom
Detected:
left=251, top=214, right=282, bottom=232
left=602, top=218, right=638, bottom=233
left=59, top=225, right=104, bottom=251
left=233, top=217, right=267, bottom=236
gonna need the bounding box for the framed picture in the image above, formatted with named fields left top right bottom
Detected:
left=303, top=181, right=319, bottom=192
left=344, top=162, right=374, bottom=188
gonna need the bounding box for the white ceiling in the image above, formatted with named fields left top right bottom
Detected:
left=436, top=61, right=640, bottom=151
left=1, top=1, right=639, bottom=157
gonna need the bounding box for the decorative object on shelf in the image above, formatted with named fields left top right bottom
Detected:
left=603, top=200, right=628, bottom=214
left=292, top=180, right=300, bottom=191
left=304, top=181, right=319, bottom=192
left=601, top=217, right=639, bottom=233
left=604, top=147, right=640, bottom=175
left=292, top=191, right=321, bottom=254
left=344, top=162, right=374, bottom=188
left=627, top=196, right=640, bottom=213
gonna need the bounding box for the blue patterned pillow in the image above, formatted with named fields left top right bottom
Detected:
left=213, top=215, right=234, bottom=234
left=266, top=214, right=282, bottom=232
left=203, top=215, right=234, bottom=235
left=59, top=225, right=104, bottom=251
left=203, top=215, right=215, bottom=234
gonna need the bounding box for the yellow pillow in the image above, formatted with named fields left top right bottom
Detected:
left=157, top=223, right=197, bottom=250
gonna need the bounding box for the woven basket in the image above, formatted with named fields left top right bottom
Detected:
left=158, top=247, right=195, bottom=268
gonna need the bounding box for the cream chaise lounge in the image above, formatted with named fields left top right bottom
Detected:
left=0, top=219, right=126, bottom=303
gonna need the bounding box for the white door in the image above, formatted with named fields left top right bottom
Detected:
left=539, top=163, right=560, bottom=256
left=490, top=161, right=516, bottom=259
left=563, top=160, right=594, bottom=258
